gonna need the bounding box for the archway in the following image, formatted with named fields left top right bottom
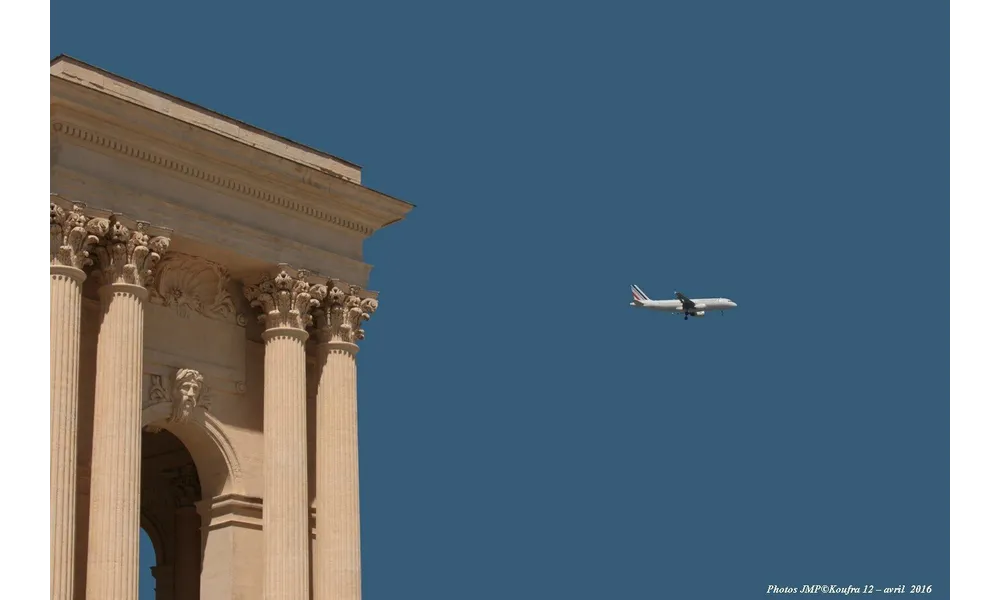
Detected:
left=138, top=371, right=244, bottom=600
left=140, top=528, right=157, bottom=599
left=141, top=429, right=204, bottom=600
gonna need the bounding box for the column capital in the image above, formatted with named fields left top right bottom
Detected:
left=50, top=198, right=99, bottom=272
left=309, top=279, right=379, bottom=345
left=243, top=266, right=319, bottom=331
left=86, top=214, right=172, bottom=287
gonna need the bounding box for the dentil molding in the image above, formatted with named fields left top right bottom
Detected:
left=51, top=121, right=373, bottom=236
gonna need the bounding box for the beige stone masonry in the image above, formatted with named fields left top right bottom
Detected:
left=50, top=198, right=99, bottom=600
left=86, top=213, right=171, bottom=600
left=50, top=56, right=413, bottom=600
left=310, top=281, right=377, bottom=600
left=245, top=267, right=318, bottom=600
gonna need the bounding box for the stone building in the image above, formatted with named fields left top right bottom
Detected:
left=50, top=56, right=413, bottom=600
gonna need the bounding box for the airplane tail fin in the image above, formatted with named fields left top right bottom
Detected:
left=631, top=284, right=650, bottom=305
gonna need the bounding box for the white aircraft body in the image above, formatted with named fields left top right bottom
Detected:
left=630, top=285, right=737, bottom=320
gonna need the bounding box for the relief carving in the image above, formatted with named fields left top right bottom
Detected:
left=50, top=199, right=100, bottom=270
left=310, top=280, right=379, bottom=344
left=243, top=267, right=319, bottom=331
left=147, top=369, right=212, bottom=426
left=149, top=252, right=239, bottom=323
left=85, top=214, right=171, bottom=287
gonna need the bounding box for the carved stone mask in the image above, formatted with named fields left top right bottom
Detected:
left=171, top=369, right=204, bottom=423
left=179, top=380, right=201, bottom=403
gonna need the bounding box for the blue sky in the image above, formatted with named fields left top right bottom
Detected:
left=52, top=1, right=949, bottom=598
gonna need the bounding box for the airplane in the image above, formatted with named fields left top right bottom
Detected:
left=630, top=285, right=737, bottom=320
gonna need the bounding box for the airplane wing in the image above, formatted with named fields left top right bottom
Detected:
left=675, top=291, right=695, bottom=310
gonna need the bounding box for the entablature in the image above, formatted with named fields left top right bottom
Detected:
left=50, top=55, right=413, bottom=264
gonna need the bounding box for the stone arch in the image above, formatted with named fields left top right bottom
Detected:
left=140, top=512, right=167, bottom=567
left=142, top=405, right=244, bottom=498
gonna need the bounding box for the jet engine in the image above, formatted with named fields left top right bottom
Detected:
left=691, top=311, right=706, bottom=318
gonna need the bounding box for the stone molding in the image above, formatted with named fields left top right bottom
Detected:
left=197, top=494, right=320, bottom=537
left=51, top=57, right=364, bottom=185
left=52, top=120, right=375, bottom=236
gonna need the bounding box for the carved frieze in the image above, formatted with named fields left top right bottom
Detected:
left=244, top=267, right=319, bottom=331
left=310, top=280, right=378, bottom=344
left=149, top=252, right=241, bottom=324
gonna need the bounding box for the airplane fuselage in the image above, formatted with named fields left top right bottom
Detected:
left=631, top=298, right=734, bottom=314
left=629, top=285, right=737, bottom=319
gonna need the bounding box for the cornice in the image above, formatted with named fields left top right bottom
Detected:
left=52, top=120, right=374, bottom=236
left=51, top=56, right=364, bottom=180
left=50, top=70, right=414, bottom=235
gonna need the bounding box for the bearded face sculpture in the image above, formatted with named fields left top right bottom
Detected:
left=170, top=369, right=205, bottom=423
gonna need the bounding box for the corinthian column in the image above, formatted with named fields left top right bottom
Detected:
left=86, top=215, right=170, bottom=600
left=245, top=267, right=319, bottom=600
left=50, top=199, right=99, bottom=600
left=310, top=281, right=378, bottom=600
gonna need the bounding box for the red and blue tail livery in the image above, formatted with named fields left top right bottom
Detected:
left=629, top=284, right=737, bottom=321
left=631, top=284, right=651, bottom=305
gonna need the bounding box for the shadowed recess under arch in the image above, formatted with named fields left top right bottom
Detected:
left=142, top=404, right=243, bottom=498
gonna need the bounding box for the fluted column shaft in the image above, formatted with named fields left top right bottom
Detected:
left=315, top=341, right=362, bottom=600
left=74, top=210, right=169, bottom=600
left=263, top=328, right=311, bottom=600
left=245, top=267, right=317, bottom=600
left=50, top=265, right=86, bottom=600
left=174, top=506, right=202, bottom=600
left=85, top=283, right=148, bottom=600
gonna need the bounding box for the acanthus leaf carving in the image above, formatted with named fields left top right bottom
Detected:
left=149, top=252, right=238, bottom=323
left=86, top=215, right=171, bottom=287
left=50, top=200, right=99, bottom=270
left=310, top=279, right=378, bottom=344
left=243, top=267, right=319, bottom=331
